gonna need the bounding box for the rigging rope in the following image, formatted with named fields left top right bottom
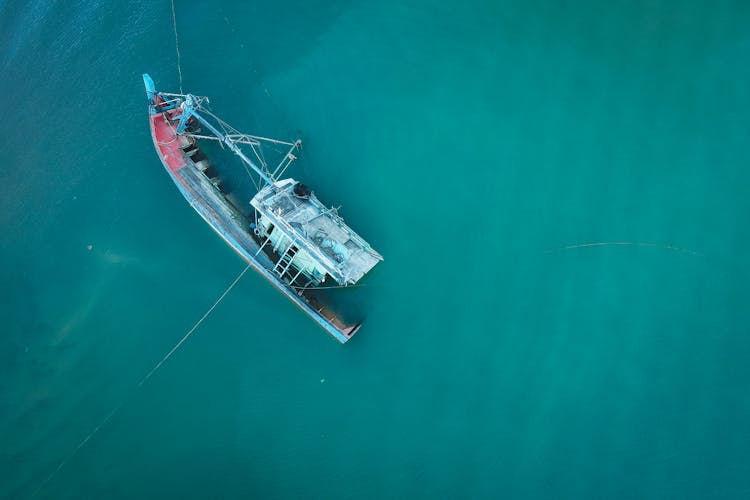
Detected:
left=170, top=0, right=183, bottom=93
left=194, top=104, right=271, bottom=189
left=31, top=264, right=251, bottom=498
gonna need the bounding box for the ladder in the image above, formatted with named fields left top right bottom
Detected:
left=273, top=242, right=298, bottom=278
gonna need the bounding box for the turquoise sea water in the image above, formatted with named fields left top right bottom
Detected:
left=1, top=0, right=750, bottom=498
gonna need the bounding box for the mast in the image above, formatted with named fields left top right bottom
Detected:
left=176, top=95, right=275, bottom=186
left=143, top=74, right=301, bottom=188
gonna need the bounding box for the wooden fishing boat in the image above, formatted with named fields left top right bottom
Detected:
left=142, top=74, right=382, bottom=343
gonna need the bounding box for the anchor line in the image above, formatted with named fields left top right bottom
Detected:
left=170, top=0, right=183, bottom=93
left=31, top=264, right=251, bottom=497
left=138, top=264, right=250, bottom=386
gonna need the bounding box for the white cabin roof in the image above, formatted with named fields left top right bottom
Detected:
left=250, top=179, right=382, bottom=285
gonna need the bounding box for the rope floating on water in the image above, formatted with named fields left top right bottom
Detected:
left=138, top=264, right=250, bottom=386
left=544, top=241, right=703, bottom=256
left=30, top=401, right=125, bottom=498
left=170, top=0, right=183, bottom=93
left=31, top=264, right=251, bottom=497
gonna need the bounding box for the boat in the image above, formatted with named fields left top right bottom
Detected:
left=142, top=74, right=382, bottom=343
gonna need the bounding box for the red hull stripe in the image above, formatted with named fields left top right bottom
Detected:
left=152, top=112, right=186, bottom=173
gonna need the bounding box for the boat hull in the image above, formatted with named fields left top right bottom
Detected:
left=147, top=105, right=359, bottom=343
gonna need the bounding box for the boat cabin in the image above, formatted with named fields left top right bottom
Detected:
left=250, top=179, right=382, bottom=287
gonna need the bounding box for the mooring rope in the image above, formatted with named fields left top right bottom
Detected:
left=544, top=241, right=702, bottom=256
left=170, top=0, right=183, bottom=93
left=31, top=264, right=251, bottom=497
left=138, top=264, right=250, bottom=386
